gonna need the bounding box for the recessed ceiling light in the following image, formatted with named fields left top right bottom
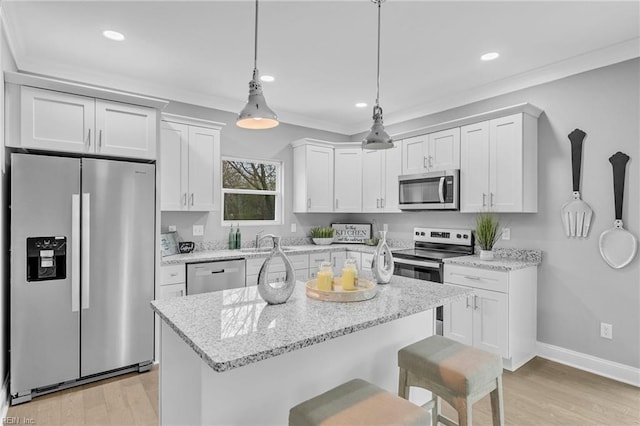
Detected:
left=355, top=102, right=368, bottom=108
left=102, top=30, right=125, bottom=41
left=260, top=75, right=275, bottom=82
left=481, top=52, right=499, bottom=61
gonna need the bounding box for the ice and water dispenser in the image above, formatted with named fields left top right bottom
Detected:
left=26, top=236, right=67, bottom=281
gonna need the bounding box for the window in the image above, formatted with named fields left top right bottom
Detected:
left=222, top=157, right=282, bottom=225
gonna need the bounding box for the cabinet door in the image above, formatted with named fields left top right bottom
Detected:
left=472, top=288, right=509, bottom=358
left=20, top=86, right=94, bottom=153
left=306, top=146, right=334, bottom=212
left=383, top=141, right=402, bottom=212
left=401, top=135, right=428, bottom=175
left=443, top=292, right=474, bottom=346
left=95, top=100, right=157, bottom=159
left=490, top=114, right=523, bottom=212
left=158, top=283, right=186, bottom=299
left=334, top=148, right=362, bottom=212
left=428, top=128, right=460, bottom=171
left=346, top=252, right=362, bottom=270
left=460, top=121, right=490, bottom=212
left=188, top=126, right=219, bottom=211
left=362, top=149, right=383, bottom=212
left=160, top=122, right=188, bottom=211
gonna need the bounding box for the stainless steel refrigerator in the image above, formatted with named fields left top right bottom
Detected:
left=10, top=153, right=155, bottom=404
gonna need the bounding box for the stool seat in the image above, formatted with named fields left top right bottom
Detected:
left=289, top=379, right=430, bottom=426
left=398, top=335, right=502, bottom=395
left=398, top=335, right=504, bottom=426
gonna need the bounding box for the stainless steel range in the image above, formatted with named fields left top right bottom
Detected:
left=392, top=227, right=474, bottom=335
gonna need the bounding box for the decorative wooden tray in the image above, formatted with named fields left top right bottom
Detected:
left=305, top=277, right=377, bottom=302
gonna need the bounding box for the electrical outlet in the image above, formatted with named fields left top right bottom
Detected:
left=502, top=228, right=511, bottom=240
left=600, top=322, right=613, bottom=340
left=192, top=225, right=204, bottom=236
left=168, top=225, right=177, bottom=232
left=383, top=223, right=388, bottom=232
left=291, top=223, right=297, bottom=233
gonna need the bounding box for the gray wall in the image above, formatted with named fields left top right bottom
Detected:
left=350, top=59, right=640, bottom=368
left=160, top=101, right=353, bottom=247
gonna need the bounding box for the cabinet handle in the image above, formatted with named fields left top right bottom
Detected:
left=376, top=198, right=380, bottom=208
left=429, top=155, right=434, bottom=168
left=465, top=295, right=471, bottom=309
left=183, top=193, right=187, bottom=206
left=490, top=192, right=494, bottom=207
left=381, top=198, right=385, bottom=208
left=482, top=193, right=487, bottom=207
left=473, top=295, right=479, bottom=310
left=87, top=128, right=91, bottom=147
left=169, top=272, right=178, bottom=277
left=335, top=199, right=339, bottom=209
left=178, top=290, right=184, bottom=297
left=307, top=198, right=311, bottom=209
left=98, top=129, right=102, bottom=149
left=464, top=275, right=481, bottom=280
left=190, top=193, right=194, bottom=206
left=423, top=156, right=428, bottom=169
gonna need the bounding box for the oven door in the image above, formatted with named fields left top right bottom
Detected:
left=393, top=257, right=444, bottom=335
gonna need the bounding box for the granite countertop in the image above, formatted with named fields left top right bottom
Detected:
left=161, top=244, right=398, bottom=266
left=151, top=275, right=471, bottom=373
left=443, top=248, right=542, bottom=271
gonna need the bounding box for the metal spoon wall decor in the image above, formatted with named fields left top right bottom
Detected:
left=599, top=152, right=637, bottom=269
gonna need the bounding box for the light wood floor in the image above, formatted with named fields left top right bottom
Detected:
left=7, top=357, right=640, bottom=425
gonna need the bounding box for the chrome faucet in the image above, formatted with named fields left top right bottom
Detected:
left=255, top=230, right=265, bottom=250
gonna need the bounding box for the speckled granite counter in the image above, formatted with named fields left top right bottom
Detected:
left=443, top=248, right=542, bottom=271
left=160, top=243, right=406, bottom=266
left=151, top=275, right=471, bottom=373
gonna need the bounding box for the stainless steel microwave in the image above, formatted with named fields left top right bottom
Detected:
left=398, top=170, right=459, bottom=210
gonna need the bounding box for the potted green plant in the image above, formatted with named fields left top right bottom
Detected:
left=475, top=212, right=502, bottom=260
left=310, top=227, right=335, bottom=245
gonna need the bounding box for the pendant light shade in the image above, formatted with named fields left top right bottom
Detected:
left=237, top=0, right=279, bottom=129
left=362, top=0, right=392, bottom=150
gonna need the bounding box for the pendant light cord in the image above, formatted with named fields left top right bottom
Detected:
left=254, top=0, right=259, bottom=71
left=375, top=0, right=382, bottom=109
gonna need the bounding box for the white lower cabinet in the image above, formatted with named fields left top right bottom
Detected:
left=158, top=283, right=186, bottom=299
left=443, top=264, right=537, bottom=371
left=246, top=254, right=309, bottom=286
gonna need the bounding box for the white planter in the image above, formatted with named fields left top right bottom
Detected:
left=312, top=238, right=334, bottom=245
left=479, top=250, right=494, bottom=261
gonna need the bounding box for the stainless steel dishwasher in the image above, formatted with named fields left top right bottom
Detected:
left=186, top=259, right=246, bottom=295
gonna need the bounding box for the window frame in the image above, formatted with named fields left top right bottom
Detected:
left=220, top=156, right=283, bottom=226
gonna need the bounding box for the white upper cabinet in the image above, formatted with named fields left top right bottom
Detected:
left=401, top=135, right=428, bottom=175
left=20, top=86, right=95, bottom=153
left=16, top=86, right=157, bottom=159
left=160, top=117, right=222, bottom=212
left=292, top=140, right=334, bottom=213
left=460, top=112, right=538, bottom=213
left=428, top=128, right=460, bottom=171
left=401, top=128, right=460, bottom=175
left=95, top=99, right=156, bottom=159
left=362, top=141, right=401, bottom=212
left=334, top=146, right=362, bottom=212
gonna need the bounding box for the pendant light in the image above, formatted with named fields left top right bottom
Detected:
left=237, top=0, right=279, bottom=129
left=362, top=0, right=393, bottom=149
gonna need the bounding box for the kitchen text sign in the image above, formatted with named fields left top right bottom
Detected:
left=331, top=223, right=372, bottom=244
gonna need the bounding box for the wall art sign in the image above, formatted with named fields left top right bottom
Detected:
left=331, top=223, right=372, bottom=244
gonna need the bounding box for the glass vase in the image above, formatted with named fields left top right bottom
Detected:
left=371, top=230, right=394, bottom=284
left=257, top=235, right=296, bottom=304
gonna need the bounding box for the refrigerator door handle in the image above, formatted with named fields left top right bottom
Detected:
left=71, top=194, right=81, bottom=312
left=81, top=193, right=91, bottom=310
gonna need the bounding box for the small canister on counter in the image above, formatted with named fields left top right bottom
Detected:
left=316, top=261, right=334, bottom=291
left=341, top=259, right=358, bottom=291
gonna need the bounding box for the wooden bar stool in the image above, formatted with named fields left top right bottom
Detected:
left=398, top=335, right=504, bottom=426
left=289, top=378, right=431, bottom=425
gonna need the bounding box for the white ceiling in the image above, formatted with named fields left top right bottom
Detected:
left=3, top=1, right=639, bottom=135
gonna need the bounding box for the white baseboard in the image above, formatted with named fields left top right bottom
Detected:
left=537, top=341, right=640, bottom=387
left=0, top=374, right=8, bottom=419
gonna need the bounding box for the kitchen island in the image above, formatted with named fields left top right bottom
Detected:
left=151, top=275, right=471, bottom=425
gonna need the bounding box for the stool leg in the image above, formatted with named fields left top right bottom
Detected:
left=398, top=368, right=409, bottom=399
left=431, top=395, right=439, bottom=426
left=489, top=375, right=504, bottom=426
left=455, top=398, right=472, bottom=426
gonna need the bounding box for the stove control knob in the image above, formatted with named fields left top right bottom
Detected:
left=420, top=232, right=425, bottom=236
left=415, top=231, right=419, bottom=236
left=456, top=234, right=462, bottom=239
left=463, top=234, right=469, bottom=239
